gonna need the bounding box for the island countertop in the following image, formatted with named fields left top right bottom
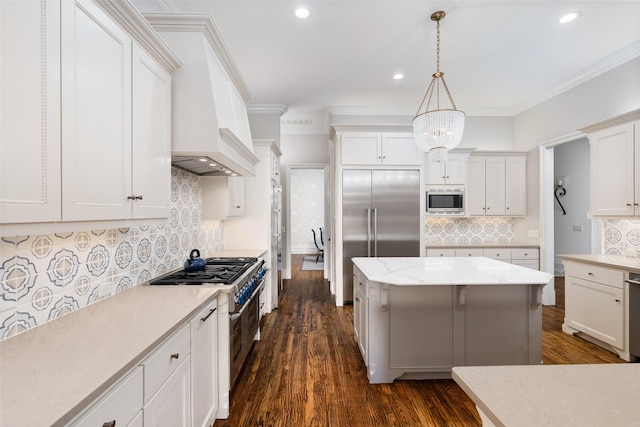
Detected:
left=452, top=364, right=640, bottom=427
left=352, top=257, right=552, bottom=286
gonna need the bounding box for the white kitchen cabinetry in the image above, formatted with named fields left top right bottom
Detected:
left=143, top=356, right=191, bottom=427
left=426, top=247, right=540, bottom=270
left=0, top=0, right=61, bottom=224
left=353, top=266, right=368, bottom=365
left=340, top=132, right=421, bottom=166
left=191, top=300, right=218, bottom=427
left=563, top=261, right=625, bottom=354
left=130, top=43, right=172, bottom=219
left=71, top=367, right=143, bottom=427
left=62, top=0, right=172, bottom=222
left=425, top=151, right=470, bottom=185
left=588, top=120, right=640, bottom=216
left=467, top=154, right=526, bottom=216
left=202, top=176, right=245, bottom=219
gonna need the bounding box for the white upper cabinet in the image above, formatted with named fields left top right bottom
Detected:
left=589, top=120, right=639, bottom=216
left=467, top=154, right=526, bottom=217
left=61, top=0, right=133, bottom=221
left=201, top=176, right=245, bottom=219
left=425, top=151, right=470, bottom=185
left=1, top=0, right=178, bottom=230
left=1, top=0, right=62, bottom=224
left=340, top=132, right=421, bottom=166
left=131, top=43, right=171, bottom=219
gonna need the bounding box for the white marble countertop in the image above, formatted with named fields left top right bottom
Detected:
left=0, top=285, right=219, bottom=427
left=352, top=257, right=552, bottom=286
left=559, top=253, right=640, bottom=272
left=452, top=364, right=640, bottom=427
left=426, top=242, right=539, bottom=249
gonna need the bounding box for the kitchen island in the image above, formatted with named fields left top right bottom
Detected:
left=352, top=257, right=552, bottom=383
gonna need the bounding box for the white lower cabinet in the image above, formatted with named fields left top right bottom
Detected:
left=68, top=297, right=220, bottom=426
left=353, top=267, right=368, bottom=365
left=426, top=247, right=540, bottom=271
left=191, top=300, right=219, bottom=427
left=563, top=261, right=625, bottom=353
left=143, top=356, right=191, bottom=427
left=71, top=367, right=143, bottom=427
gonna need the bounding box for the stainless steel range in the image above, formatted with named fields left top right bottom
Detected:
left=150, top=255, right=268, bottom=414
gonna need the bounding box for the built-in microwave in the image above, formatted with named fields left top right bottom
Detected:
left=426, top=188, right=464, bottom=215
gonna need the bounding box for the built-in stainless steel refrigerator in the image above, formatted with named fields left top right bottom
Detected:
left=342, top=169, right=420, bottom=301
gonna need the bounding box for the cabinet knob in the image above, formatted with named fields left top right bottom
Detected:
left=446, top=175, right=450, bottom=179
left=635, top=203, right=639, bottom=206
left=355, top=297, right=360, bottom=302
left=235, top=205, right=241, bottom=208
left=506, top=207, right=510, bottom=210
left=170, top=353, right=180, bottom=360
left=127, top=195, right=136, bottom=200
left=588, top=272, right=594, bottom=276
left=135, top=195, right=143, bottom=200
left=615, top=299, right=621, bottom=303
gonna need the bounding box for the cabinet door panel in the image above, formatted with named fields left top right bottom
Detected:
left=462, top=285, right=531, bottom=366
left=341, top=133, right=380, bottom=165
left=505, top=156, right=526, bottom=215
left=381, top=134, right=421, bottom=165
left=590, top=122, right=635, bottom=216
left=1, top=0, right=61, bottom=223
left=484, top=157, right=506, bottom=215
left=466, top=158, right=486, bottom=216
left=61, top=0, right=132, bottom=221
left=144, top=356, right=191, bottom=427
left=191, top=300, right=218, bottom=427
left=132, top=43, right=170, bottom=219
left=565, top=276, right=624, bottom=348
left=389, top=286, right=453, bottom=369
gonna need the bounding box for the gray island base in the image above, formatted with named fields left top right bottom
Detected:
left=352, top=257, right=553, bottom=384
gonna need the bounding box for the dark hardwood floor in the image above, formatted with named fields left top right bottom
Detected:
left=216, top=257, right=624, bottom=426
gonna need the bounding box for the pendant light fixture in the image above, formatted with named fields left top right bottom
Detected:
left=413, top=11, right=465, bottom=162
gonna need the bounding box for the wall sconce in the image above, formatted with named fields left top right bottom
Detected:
left=555, top=176, right=567, bottom=215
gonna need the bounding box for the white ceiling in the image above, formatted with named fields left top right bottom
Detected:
left=133, top=0, right=640, bottom=131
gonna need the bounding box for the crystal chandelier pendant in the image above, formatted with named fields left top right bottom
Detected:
left=412, top=11, right=465, bottom=161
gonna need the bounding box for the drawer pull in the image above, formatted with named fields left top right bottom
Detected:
left=200, top=307, right=217, bottom=322
left=103, top=421, right=116, bottom=427
left=588, top=272, right=594, bottom=276
left=170, top=353, right=180, bottom=360
left=615, top=299, right=621, bottom=303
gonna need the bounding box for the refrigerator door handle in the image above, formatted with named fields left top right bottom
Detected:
left=367, top=208, right=372, bottom=257
left=373, top=207, right=378, bottom=257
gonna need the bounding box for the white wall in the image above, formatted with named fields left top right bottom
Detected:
left=553, top=138, right=591, bottom=273
left=513, top=57, right=640, bottom=244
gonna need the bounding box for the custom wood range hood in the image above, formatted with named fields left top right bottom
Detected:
left=144, top=13, right=259, bottom=177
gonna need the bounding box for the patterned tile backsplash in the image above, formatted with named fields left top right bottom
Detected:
left=425, top=217, right=515, bottom=243
left=601, top=218, right=640, bottom=257
left=0, top=168, right=223, bottom=341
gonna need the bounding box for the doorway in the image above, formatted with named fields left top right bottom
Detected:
left=284, top=164, right=326, bottom=280
left=540, top=133, right=599, bottom=305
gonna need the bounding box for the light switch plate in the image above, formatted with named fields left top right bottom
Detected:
left=528, top=229, right=539, bottom=238
left=573, top=225, right=583, bottom=232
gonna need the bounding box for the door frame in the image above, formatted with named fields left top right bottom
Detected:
left=284, top=163, right=327, bottom=281
left=539, top=131, right=599, bottom=305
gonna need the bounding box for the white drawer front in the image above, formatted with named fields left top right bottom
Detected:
left=142, top=323, right=190, bottom=404
left=564, top=261, right=624, bottom=289
left=511, top=248, right=539, bottom=260
left=511, top=259, right=539, bottom=271
left=483, top=248, right=512, bottom=261
left=426, top=249, right=455, bottom=257
left=73, top=367, right=143, bottom=427
left=455, top=249, right=484, bottom=257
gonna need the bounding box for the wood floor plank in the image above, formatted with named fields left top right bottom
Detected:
left=216, top=258, right=624, bottom=427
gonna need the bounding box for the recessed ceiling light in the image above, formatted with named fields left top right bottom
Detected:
left=559, top=11, right=581, bottom=24
left=295, top=8, right=309, bottom=19
left=209, top=163, right=217, bottom=167
left=199, top=158, right=207, bottom=162
left=224, top=170, right=232, bottom=174
left=392, top=73, right=404, bottom=80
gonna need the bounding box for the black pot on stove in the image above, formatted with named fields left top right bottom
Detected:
left=184, top=249, right=206, bottom=272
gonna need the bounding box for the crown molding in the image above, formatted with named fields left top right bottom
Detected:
left=247, top=104, right=288, bottom=116
left=579, top=109, right=640, bottom=134
left=96, top=0, right=181, bottom=71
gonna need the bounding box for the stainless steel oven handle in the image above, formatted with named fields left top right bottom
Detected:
left=229, top=277, right=267, bottom=320
left=625, top=279, right=640, bottom=285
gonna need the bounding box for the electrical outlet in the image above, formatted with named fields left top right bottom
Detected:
left=573, top=225, right=583, bottom=232
left=528, top=229, right=539, bottom=238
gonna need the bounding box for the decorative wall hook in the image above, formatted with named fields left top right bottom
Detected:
left=555, top=176, right=567, bottom=215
